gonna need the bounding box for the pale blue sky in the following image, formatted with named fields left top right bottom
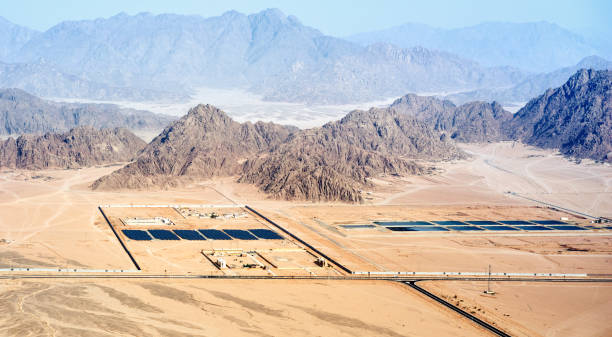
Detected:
left=3, top=0, right=611, bottom=38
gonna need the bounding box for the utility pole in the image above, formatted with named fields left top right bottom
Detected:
left=484, top=264, right=496, bottom=295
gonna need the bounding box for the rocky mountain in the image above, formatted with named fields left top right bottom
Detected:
left=5, top=10, right=526, bottom=104
left=0, top=88, right=175, bottom=135
left=0, top=61, right=186, bottom=102
left=446, top=56, right=612, bottom=104
left=91, top=104, right=297, bottom=190
left=506, top=69, right=611, bottom=162
left=347, top=21, right=601, bottom=72
left=239, top=107, right=463, bottom=201
left=93, top=104, right=464, bottom=202
left=0, top=126, right=146, bottom=169
left=390, top=94, right=512, bottom=142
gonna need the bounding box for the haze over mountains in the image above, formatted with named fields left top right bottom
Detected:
left=445, top=55, right=612, bottom=104
left=2, top=9, right=608, bottom=106
left=347, top=21, right=605, bottom=72
left=0, top=88, right=174, bottom=135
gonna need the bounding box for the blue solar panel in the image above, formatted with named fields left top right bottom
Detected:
left=249, top=229, right=284, bottom=239
left=386, top=226, right=414, bottom=231
left=122, top=229, right=152, bottom=240
left=548, top=225, right=586, bottom=231
left=375, top=221, right=435, bottom=226
left=148, top=229, right=180, bottom=240
left=173, top=230, right=206, bottom=240
left=223, top=229, right=258, bottom=240
left=515, top=225, right=553, bottom=231
left=530, top=220, right=567, bottom=225
left=499, top=220, right=533, bottom=225
left=433, top=221, right=468, bottom=226
left=479, top=225, right=519, bottom=231
left=198, top=229, right=232, bottom=240
left=446, top=226, right=484, bottom=231
left=386, top=226, right=448, bottom=232
left=466, top=221, right=501, bottom=226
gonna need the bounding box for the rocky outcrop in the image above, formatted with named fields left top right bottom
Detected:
left=91, top=104, right=297, bottom=190
left=389, top=93, right=512, bottom=142
left=0, top=88, right=175, bottom=135
left=239, top=107, right=464, bottom=202
left=505, top=69, right=611, bottom=162
left=0, top=126, right=146, bottom=169
left=93, top=104, right=465, bottom=202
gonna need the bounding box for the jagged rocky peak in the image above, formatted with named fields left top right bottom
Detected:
left=506, top=69, right=611, bottom=162
left=389, top=93, right=512, bottom=143
left=91, top=104, right=297, bottom=190
left=93, top=103, right=465, bottom=202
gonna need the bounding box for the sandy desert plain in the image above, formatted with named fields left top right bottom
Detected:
left=0, top=141, right=611, bottom=337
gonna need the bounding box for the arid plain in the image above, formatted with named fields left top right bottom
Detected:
left=1, top=142, right=611, bottom=336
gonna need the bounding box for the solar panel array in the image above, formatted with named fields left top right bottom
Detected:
left=148, top=229, right=180, bottom=240
left=174, top=230, right=206, bottom=240
left=223, top=229, right=258, bottom=240
left=121, top=228, right=284, bottom=241
left=122, top=230, right=152, bottom=241
left=249, top=229, right=284, bottom=239
left=198, top=229, right=233, bottom=240
left=372, top=220, right=597, bottom=233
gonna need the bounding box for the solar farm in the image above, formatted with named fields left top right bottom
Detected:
left=271, top=204, right=612, bottom=275
left=101, top=205, right=334, bottom=276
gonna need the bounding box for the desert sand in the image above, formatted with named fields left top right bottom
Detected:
left=0, top=279, right=489, bottom=337
left=421, top=281, right=612, bottom=337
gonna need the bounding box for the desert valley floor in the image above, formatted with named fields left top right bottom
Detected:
left=1, top=142, right=611, bottom=337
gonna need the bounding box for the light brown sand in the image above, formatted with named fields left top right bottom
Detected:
left=0, top=278, right=488, bottom=337
left=420, top=281, right=612, bottom=337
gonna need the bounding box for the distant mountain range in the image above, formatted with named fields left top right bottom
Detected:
left=2, top=10, right=609, bottom=105
left=0, top=10, right=529, bottom=104
left=444, top=55, right=612, bottom=104
left=0, top=88, right=175, bottom=135
left=347, top=21, right=604, bottom=73
left=0, top=61, right=187, bottom=102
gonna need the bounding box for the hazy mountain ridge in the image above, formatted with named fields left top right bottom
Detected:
left=0, top=88, right=175, bottom=135
left=0, top=126, right=146, bottom=169
left=2, top=10, right=527, bottom=104
left=347, top=21, right=601, bottom=72
left=445, top=56, right=612, bottom=104
left=0, top=17, right=40, bottom=60
left=0, top=61, right=188, bottom=102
